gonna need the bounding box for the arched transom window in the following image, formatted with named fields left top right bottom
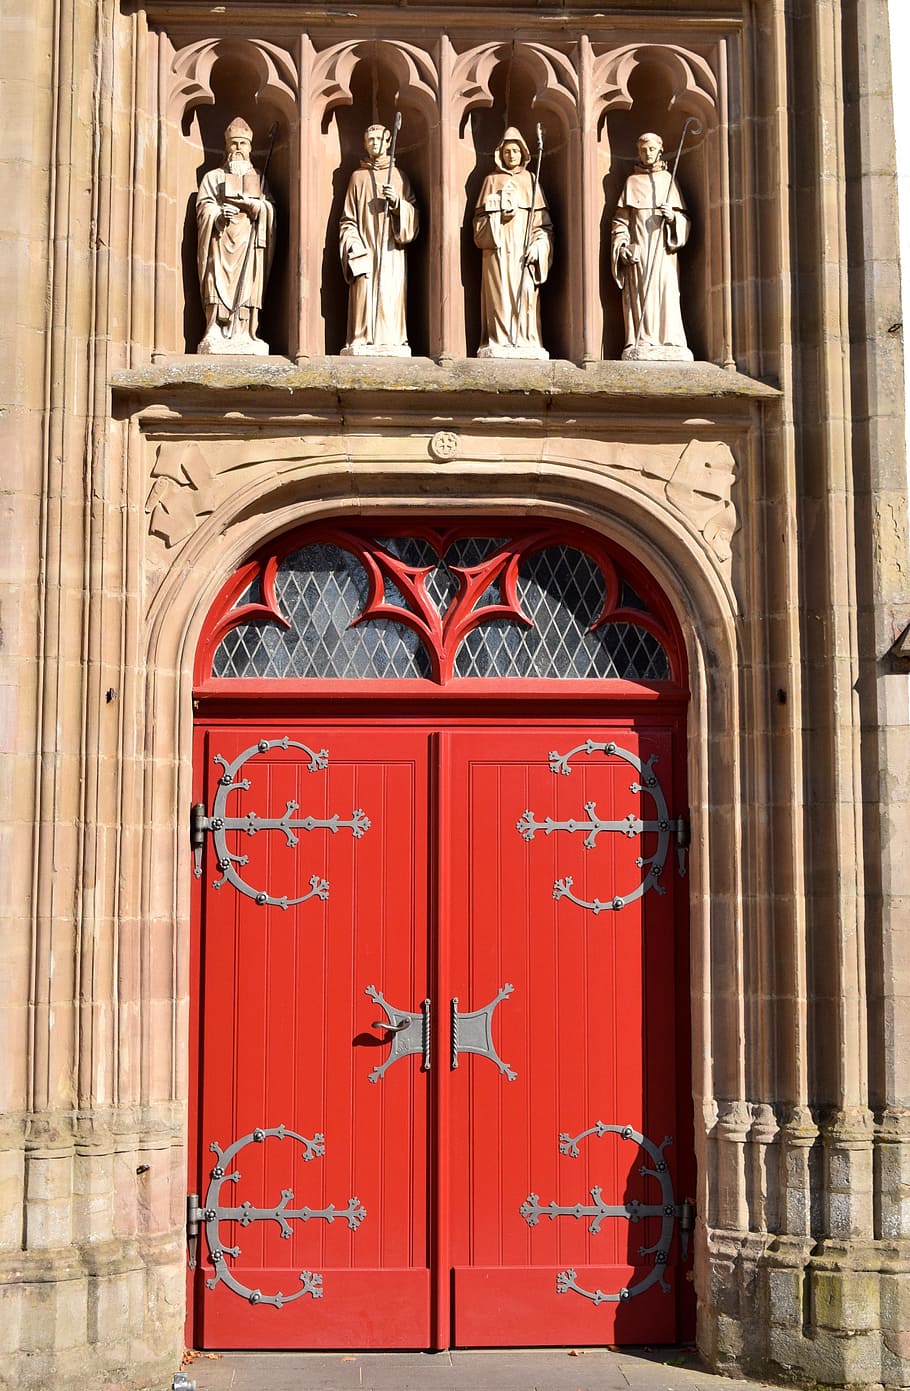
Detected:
left=196, top=521, right=684, bottom=686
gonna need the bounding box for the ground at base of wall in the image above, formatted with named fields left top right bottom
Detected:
left=181, top=1346, right=774, bottom=1391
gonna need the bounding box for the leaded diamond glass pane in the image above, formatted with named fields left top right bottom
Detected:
left=234, top=576, right=261, bottom=606
left=211, top=537, right=670, bottom=683
left=212, top=544, right=429, bottom=679
left=422, top=564, right=459, bottom=614
left=444, top=538, right=506, bottom=610
left=453, top=546, right=670, bottom=679
left=377, top=536, right=439, bottom=567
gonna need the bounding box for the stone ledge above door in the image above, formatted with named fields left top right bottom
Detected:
left=112, top=355, right=780, bottom=426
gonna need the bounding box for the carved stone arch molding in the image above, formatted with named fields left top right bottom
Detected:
left=168, top=38, right=299, bottom=128
left=590, top=43, right=719, bottom=133
left=145, top=436, right=738, bottom=575
left=144, top=450, right=740, bottom=694
left=307, top=38, right=439, bottom=128
left=450, top=40, right=579, bottom=130
left=140, top=463, right=742, bottom=1283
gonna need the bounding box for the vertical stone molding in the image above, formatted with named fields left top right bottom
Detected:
left=875, top=1107, right=910, bottom=1240
left=819, top=1108, right=876, bottom=1242
left=747, top=1104, right=781, bottom=1234
left=710, top=1101, right=752, bottom=1233
left=778, top=1106, right=820, bottom=1240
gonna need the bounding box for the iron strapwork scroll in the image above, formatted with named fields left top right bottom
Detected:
left=192, top=738, right=371, bottom=909
left=192, top=1125, right=366, bottom=1309
left=517, top=738, right=688, bottom=913
left=520, top=1121, right=691, bottom=1304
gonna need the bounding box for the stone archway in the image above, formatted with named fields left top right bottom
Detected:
left=138, top=451, right=743, bottom=1357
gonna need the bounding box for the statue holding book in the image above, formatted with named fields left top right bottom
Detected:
left=196, top=117, right=276, bottom=355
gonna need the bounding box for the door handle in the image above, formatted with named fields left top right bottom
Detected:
left=364, top=987, right=430, bottom=1081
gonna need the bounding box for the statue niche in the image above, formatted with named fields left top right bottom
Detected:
left=472, top=126, right=553, bottom=360
left=196, top=116, right=276, bottom=354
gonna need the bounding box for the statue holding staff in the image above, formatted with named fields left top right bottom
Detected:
left=339, top=121, right=419, bottom=356
left=473, top=127, right=553, bottom=359
left=196, top=117, right=276, bottom=355
left=611, top=130, right=693, bottom=361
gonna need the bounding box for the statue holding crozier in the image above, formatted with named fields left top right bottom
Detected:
left=196, top=117, right=276, bottom=355
left=611, top=128, right=696, bottom=361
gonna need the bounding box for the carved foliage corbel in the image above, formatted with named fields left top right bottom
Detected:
left=664, top=441, right=737, bottom=564
left=146, top=443, right=216, bottom=548
left=607, top=441, right=737, bottom=567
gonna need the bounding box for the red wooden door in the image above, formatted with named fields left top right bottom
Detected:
left=190, top=715, right=690, bottom=1349
left=442, top=723, right=689, bottom=1346
left=191, top=723, right=432, bottom=1348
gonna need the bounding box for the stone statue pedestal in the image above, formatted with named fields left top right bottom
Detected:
left=340, top=342, right=411, bottom=357
left=622, top=345, right=694, bottom=362
left=477, top=342, right=549, bottom=361
left=198, top=329, right=269, bottom=355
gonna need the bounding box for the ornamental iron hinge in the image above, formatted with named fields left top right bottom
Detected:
left=191, top=739, right=370, bottom=909
left=678, top=1195, right=695, bottom=1259
left=186, top=1192, right=204, bottom=1270
left=192, top=1124, right=366, bottom=1308
left=520, top=1122, right=691, bottom=1305
left=673, top=811, right=691, bottom=877
left=518, top=741, right=690, bottom=912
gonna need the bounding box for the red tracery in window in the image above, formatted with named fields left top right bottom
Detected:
left=195, top=520, right=683, bottom=686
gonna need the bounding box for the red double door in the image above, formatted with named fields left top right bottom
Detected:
left=190, top=713, right=692, bottom=1349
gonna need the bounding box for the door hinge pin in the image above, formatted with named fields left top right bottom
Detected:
left=186, top=1192, right=204, bottom=1269
left=674, top=812, right=691, bottom=877
left=677, top=1196, right=695, bottom=1259
left=191, top=802, right=209, bottom=878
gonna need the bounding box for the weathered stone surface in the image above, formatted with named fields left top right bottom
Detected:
left=113, top=355, right=780, bottom=402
